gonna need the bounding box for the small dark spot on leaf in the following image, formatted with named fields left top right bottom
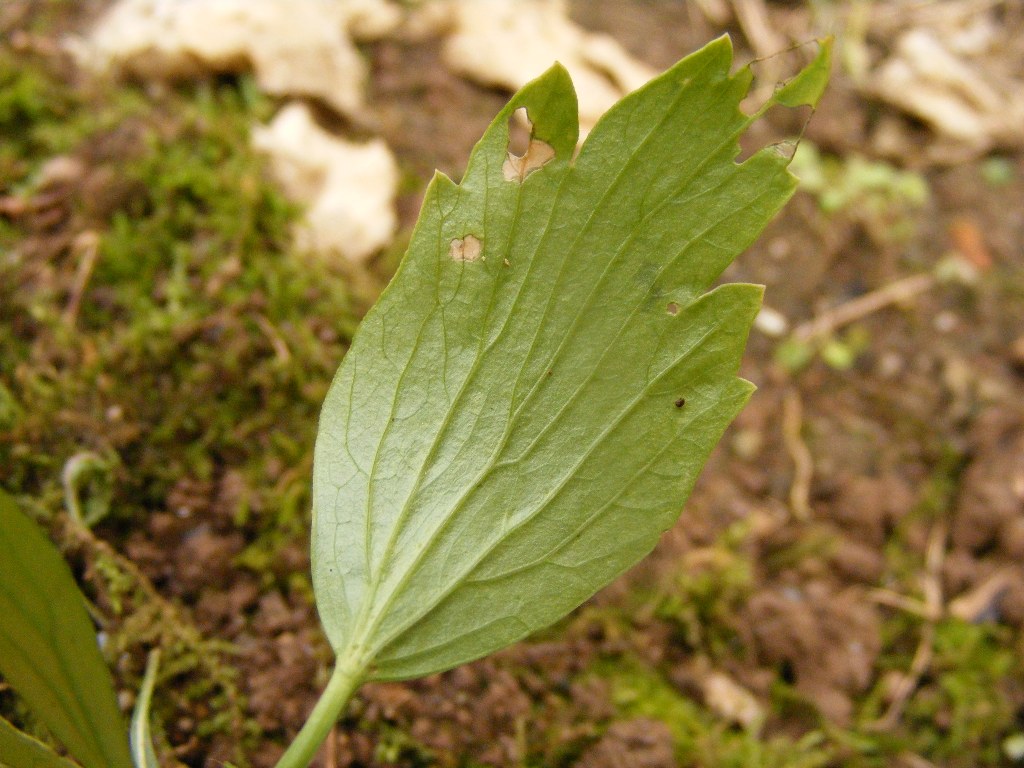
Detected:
left=546, top=370, right=553, bottom=377
left=674, top=398, right=686, bottom=408
left=666, top=302, right=679, bottom=316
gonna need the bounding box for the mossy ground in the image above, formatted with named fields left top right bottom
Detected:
left=3, top=3, right=1024, bottom=768
left=1, top=31, right=356, bottom=764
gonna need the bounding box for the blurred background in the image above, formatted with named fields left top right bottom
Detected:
left=1, top=1, right=1023, bottom=766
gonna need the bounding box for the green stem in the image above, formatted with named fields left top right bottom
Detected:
left=272, top=660, right=364, bottom=768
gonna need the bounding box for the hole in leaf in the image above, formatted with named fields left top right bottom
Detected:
left=666, top=301, right=679, bottom=315
left=450, top=234, right=483, bottom=262
left=738, top=43, right=820, bottom=162
left=504, top=107, right=555, bottom=182
left=507, top=107, right=531, bottom=157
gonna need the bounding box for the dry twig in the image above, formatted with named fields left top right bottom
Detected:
left=871, top=522, right=947, bottom=730
left=781, top=389, right=813, bottom=521
left=898, top=752, right=939, bottom=768
left=63, top=231, right=100, bottom=326
left=254, top=312, right=292, bottom=363
left=731, top=0, right=785, bottom=59
left=324, top=728, right=338, bottom=767
left=868, top=588, right=933, bottom=618
left=792, top=273, right=936, bottom=345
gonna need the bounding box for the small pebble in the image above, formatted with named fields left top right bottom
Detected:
left=768, top=237, right=791, bottom=259
left=933, top=310, right=958, bottom=333
left=1010, top=335, right=1024, bottom=370
left=1003, top=732, right=1024, bottom=762
left=731, top=428, right=763, bottom=460
left=754, top=306, right=789, bottom=337
left=876, top=351, right=904, bottom=378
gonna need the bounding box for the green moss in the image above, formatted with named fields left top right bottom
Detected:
left=850, top=617, right=1019, bottom=768
left=654, top=519, right=756, bottom=658
left=0, top=47, right=150, bottom=192
left=0, top=55, right=358, bottom=554
left=882, top=443, right=965, bottom=587
left=592, top=657, right=834, bottom=768
left=905, top=621, right=1016, bottom=764
left=0, top=48, right=77, bottom=186
left=0, top=38, right=359, bottom=762
left=372, top=723, right=436, bottom=766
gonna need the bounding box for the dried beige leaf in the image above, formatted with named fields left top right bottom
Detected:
left=252, top=103, right=398, bottom=264
left=73, top=0, right=402, bottom=117
left=439, top=0, right=656, bottom=136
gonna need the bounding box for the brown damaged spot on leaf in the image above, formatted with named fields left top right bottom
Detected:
left=503, top=137, right=555, bottom=182
left=450, top=234, right=483, bottom=262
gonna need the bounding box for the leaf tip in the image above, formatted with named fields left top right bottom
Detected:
left=772, top=37, right=832, bottom=109
left=508, top=60, right=579, bottom=157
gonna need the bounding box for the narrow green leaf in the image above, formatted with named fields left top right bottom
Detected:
left=311, top=36, right=824, bottom=682
left=0, top=490, right=133, bottom=768
left=0, top=716, right=80, bottom=768
left=128, top=650, right=160, bottom=768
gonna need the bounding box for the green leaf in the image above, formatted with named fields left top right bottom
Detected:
left=311, top=36, right=824, bottom=682
left=771, top=37, right=832, bottom=109
left=0, top=490, right=133, bottom=768
left=129, top=651, right=160, bottom=768
left=128, top=650, right=161, bottom=768
left=0, top=716, right=80, bottom=768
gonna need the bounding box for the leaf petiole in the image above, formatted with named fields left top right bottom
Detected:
left=271, top=659, right=365, bottom=768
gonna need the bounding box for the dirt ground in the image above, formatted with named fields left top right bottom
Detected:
left=2, top=1, right=1024, bottom=767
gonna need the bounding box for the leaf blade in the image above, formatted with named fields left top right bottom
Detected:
left=312, top=36, right=824, bottom=681
left=0, top=490, right=133, bottom=768
left=772, top=37, right=832, bottom=109
left=0, top=716, right=81, bottom=768
left=129, top=650, right=160, bottom=768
